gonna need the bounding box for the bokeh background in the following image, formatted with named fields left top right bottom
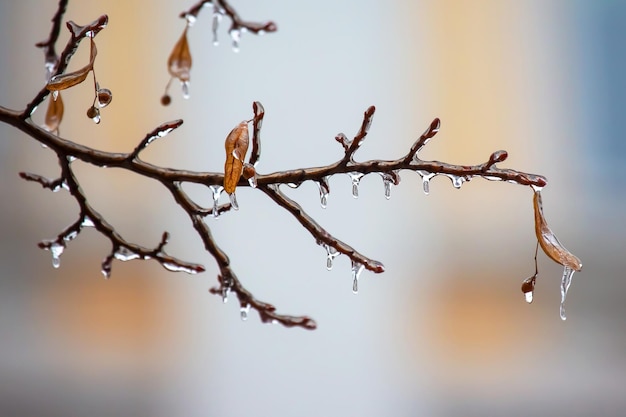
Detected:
left=1, top=1, right=625, bottom=416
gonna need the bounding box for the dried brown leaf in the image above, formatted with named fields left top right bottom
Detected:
left=168, top=27, right=192, bottom=82
left=224, top=121, right=250, bottom=194
left=46, top=38, right=97, bottom=91
left=43, top=92, right=64, bottom=133
left=533, top=191, right=582, bottom=271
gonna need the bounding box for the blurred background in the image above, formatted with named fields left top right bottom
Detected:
left=1, top=0, right=625, bottom=416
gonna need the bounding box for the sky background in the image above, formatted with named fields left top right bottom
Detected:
left=1, top=1, right=625, bottom=416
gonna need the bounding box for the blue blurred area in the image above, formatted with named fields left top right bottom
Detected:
left=1, top=1, right=625, bottom=416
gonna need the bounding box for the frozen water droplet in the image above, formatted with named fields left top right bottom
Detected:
left=240, top=303, right=251, bottom=321
left=211, top=11, right=222, bottom=45
left=81, top=216, right=95, bottom=228
left=560, top=267, right=575, bottom=320
left=349, top=172, right=364, bottom=199
left=351, top=260, right=364, bottom=294
left=185, top=13, right=197, bottom=26
left=525, top=291, right=533, bottom=303
left=229, top=193, right=239, bottom=210
left=380, top=173, right=395, bottom=200
left=209, top=185, right=224, bottom=218
left=222, top=286, right=229, bottom=303
left=52, top=90, right=59, bottom=101
left=317, top=176, right=330, bottom=209
left=324, top=244, right=339, bottom=271
left=230, top=29, right=241, bottom=52
left=287, top=182, right=301, bottom=189
left=114, top=246, right=140, bottom=261
left=418, top=171, right=435, bottom=195
left=181, top=81, right=190, bottom=99
left=97, top=88, right=112, bottom=108
left=531, top=184, right=544, bottom=192
left=50, top=242, right=64, bottom=268
left=64, top=230, right=78, bottom=242
left=248, top=176, right=257, bottom=188
left=450, top=175, right=464, bottom=189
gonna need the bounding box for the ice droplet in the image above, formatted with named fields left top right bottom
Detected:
left=418, top=171, right=435, bottom=195
left=531, top=184, right=544, bottom=193
left=449, top=175, right=464, bottom=189
left=324, top=244, right=339, bottom=271
left=222, top=286, right=229, bottom=303
left=52, top=90, right=59, bottom=101
left=349, top=172, right=364, bottom=199
left=162, top=262, right=201, bottom=274
left=81, top=216, right=95, bottom=228
left=230, top=29, right=241, bottom=52
left=248, top=176, right=257, bottom=188
left=240, top=303, right=251, bottom=321
left=209, top=185, right=224, bottom=218
left=211, top=11, right=222, bottom=45
left=229, top=192, right=239, bottom=210
left=181, top=80, right=190, bottom=99
left=560, top=267, right=575, bottom=321
left=521, top=274, right=536, bottom=304
left=64, top=230, right=78, bottom=242
left=185, top=13, right=197, bottom=26
left=50, top=242, right=64, bottom=268
left=318, top=176, right=330, bottom=209
left=380, top=173, right=395, bottom=200
left=114, top=246, right=141, bottom=261
left=351, top=260, right=364, bottom=294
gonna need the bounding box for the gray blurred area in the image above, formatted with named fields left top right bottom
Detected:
left=1, top=1, right=625, bottom=416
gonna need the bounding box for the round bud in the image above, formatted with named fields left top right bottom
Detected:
left=161, top=94, right=172, bottom=106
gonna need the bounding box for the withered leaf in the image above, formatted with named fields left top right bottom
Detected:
left=46, top=38, right=97, bottom=91
left=168, top=27, right=192, bottom=82
left=224, top=121, right=250, bottom=194
left=533, top=190, right=582, bottom=271
left=43, top=92, right=64, bottom=133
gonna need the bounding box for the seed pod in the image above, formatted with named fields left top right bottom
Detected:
left=47, top=38, right=97, bottom=91
left=533, top=191, right=582, bottom=271
left=168, top=27, right=192, bottom=82
left=224, top=121, right=249, bottom=194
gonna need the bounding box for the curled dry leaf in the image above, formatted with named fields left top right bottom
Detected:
left=44, top=92, right=64, bottom=133
left=46, top=38, right=97, bottom=91
left=224, top=121, right=250, bottom=194
left=533, top=190, right=582, bottom=271
left=168, top=26, right=192, bottom=82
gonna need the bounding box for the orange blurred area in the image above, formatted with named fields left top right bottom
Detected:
left=2, top=1, right=626, bottom=416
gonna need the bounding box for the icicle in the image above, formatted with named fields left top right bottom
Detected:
left=560, top=267, right=575, bottom=320
left=222, top=286, right=229, bottom=303
left=209, top=185, right=224, bottom=218
left=181, top=80, right=190, bottom=99
left=449, top=175, right=464, bottom=189
left=348, top=172, right=364, bottom=199
left=318, top=176, right=330, bottom=209
left=229, top=192, right=239, bottom=210
left=49, top=242, right=64, bottom=268
left=240, top=303, right=251, bottom=321
left=380, top=172, right=397, bottom=200
left=351, top=260, right=364, bottom=294
left=418, top=171, right=435, bottom=195
left=230, top=29, right=241, bottom=52
left=324, top=244, right=339, bottom=271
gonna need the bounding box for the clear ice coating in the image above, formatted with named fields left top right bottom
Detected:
left=240, top=303, right=251, bottom=321
left=318, top=176, right=330, bottom=209
left=49, top=242, right=64, bottom=268
left=351, top=260, right=365, bottom=294
left=560, top=267, right=575, bottom=320
left=324, top=244, right=340, bottom=271
left=209, top=185, right=224, bottom=218
left=349, top=172, right=364, bottom=198
left=162, top=262, right=200, bottom=274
